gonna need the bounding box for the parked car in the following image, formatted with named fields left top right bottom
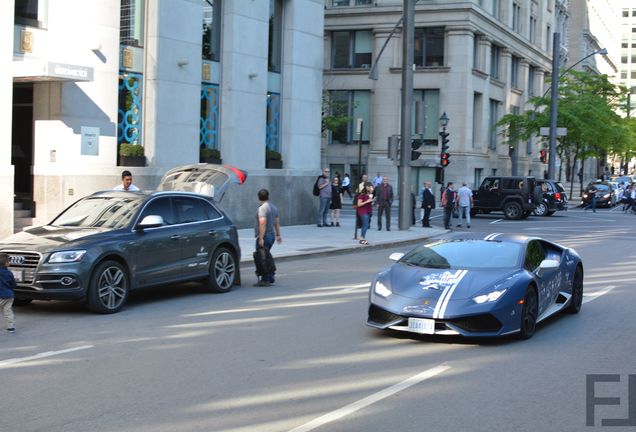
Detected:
left=580, top=181, right=617, bottom=208
left=532, top=179, right=568, bottom=216
left=609, top=175, right=636, bottom=185
left=367, top=232, right=584, bottom=340
left=471, top=176, right=540, bottom=220
left=0, top=164, right=247, bottom=314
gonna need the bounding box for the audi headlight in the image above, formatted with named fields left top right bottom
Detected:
left=374, top=280, right=392, bottom=297
left=48, top=250, right=87, bottom=263
left=473, top=289, right=506, bottom=304
left=603, top=194, right=610, bottom=199
left=582, top=194, right=588, bottom=198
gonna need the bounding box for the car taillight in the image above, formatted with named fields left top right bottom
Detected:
left=554, top=192, right=561, bottom=201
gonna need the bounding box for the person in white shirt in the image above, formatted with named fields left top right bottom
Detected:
left=113, top=170, right=141, bottom=191
left=456, top=182, right=473, bottom=228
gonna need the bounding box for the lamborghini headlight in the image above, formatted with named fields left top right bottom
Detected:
left=603, top=193, right=610, bottom=199
left=374, top=280, right=392, bottom=298
left=472, top=289, right=506, bottom=304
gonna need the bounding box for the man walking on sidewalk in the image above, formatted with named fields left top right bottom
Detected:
left=374, top=176, right=393, bottom=231
left=421, top=181, right=435, bottom=227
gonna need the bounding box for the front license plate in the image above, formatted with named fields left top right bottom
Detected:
left=408, top=317, right=435, bottom=335
left=10, top=269, right=23, bottom=283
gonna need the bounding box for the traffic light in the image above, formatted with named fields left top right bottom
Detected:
left=439, top=130, right=450, bottom=152
left=539, top=149, right=547, bottom=164
left=440, top=152, right=450, bottom=167
left=439, top=130, right=450, bottom=167
left=411, top=138, right=423, bottom=161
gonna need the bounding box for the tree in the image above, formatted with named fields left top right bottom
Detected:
left=497, top=70, right=634, bottom=192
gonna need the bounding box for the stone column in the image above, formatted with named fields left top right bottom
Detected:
left=0, top=1, right=15, bottom=238
left=280, top=0, right=324, bottom=172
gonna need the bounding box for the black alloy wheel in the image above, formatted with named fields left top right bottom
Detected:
left=205, top=247, right=236, bottom=293
left=87, top=260, right=129, bottom=314
left=518, top=286, right=538, bottom=340
left=566, top=266, right=584, bottom=314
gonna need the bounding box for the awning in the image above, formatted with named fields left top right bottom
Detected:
left=13, top=60, right=94, bottom=83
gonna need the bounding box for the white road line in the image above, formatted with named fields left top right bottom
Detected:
left=0, top=345, right=94, bottom=369
left=287, top=364, right=451, bottom=432
left=490, top=219, right=503, bottom=224
left=582, top=286, right=616, bottom=304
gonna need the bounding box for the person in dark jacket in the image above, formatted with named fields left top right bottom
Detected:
left=0, top=253, right=16, bottom=333
left=374, top=176, right=394, bottom=231
left=421, top=181, right=436, bottom=227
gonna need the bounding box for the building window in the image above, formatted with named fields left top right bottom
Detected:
left=328, top=90, right=371, bottom=144
left=202, top=0, right=222, bottom=61
left=414, top=27, right=444, bottom=67
left=489, top=99, right=499, bottom=150
left=15, top=0, right=47, bottom=27
left=266, top=92, right=281, bottom=153
left=118, top=72, right=143, bottom=146
left=623, top=10, right=629, bottom=18
left=511, top=56, right=520, bottom=89
left=526, top=138, right=532, bottom=155
left=473, top=92, right=483, bottom=148
left=268, top=0, right=282, bottom=73
left=546, top=25, right=551, bottom=53
left=528, top=65, right=536, bottom=96
left=492, top=0, right=500, bottom=19
left=412, top=90, right=440, bottom=143
left=490, top=44, right=502, bottom=80
left=201, top=84, right=220, bottom=151
left=331, top=30, right=373, bottom=69
left=512, top=3, right=521, bottom=33
left=331, top=0, right=371, bottom=6
left=529, top=16, right=537, bottom=43
left=120, top=0, right=144, bottom=47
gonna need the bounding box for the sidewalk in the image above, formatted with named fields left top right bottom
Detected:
left=238, top=208, right=447, bottom=263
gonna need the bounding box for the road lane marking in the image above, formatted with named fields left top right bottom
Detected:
left=582, top=286, right=616, bottom=304
left=287, top=364, right=450, bottom=432
left=0, top=345, right=94, bottom=369
left=490, top=219, right=503, bottom=224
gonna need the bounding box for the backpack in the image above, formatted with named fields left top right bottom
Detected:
left=253, top=247, right=276, bottom=276
left=312, top=176, right=321, bottom=196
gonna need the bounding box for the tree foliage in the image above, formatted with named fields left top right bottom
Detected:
left=497, top=70, right=635, bottom=179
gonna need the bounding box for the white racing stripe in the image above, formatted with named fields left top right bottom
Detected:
left=287, top=364, right=451, bottom=432
left=437, top=270, right=468, bottom=319
left=0, top=345, right=94, bottom=369
left=483, top=233, right=503, bottom=240
left=582, top=286, right=616, bottom=304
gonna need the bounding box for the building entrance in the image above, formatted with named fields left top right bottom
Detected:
left=12, top=84, right=34, bottom=203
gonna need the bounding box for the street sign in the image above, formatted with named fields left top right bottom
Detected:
left=539, top=127, right=567, bottom=136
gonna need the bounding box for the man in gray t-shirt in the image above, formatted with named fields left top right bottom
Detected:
left=317, top=168, right=332, bottom=227
left=254, top=189, right=282, bottom=286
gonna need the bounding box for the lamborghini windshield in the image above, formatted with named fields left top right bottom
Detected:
left=400, top=240, right=521, bottom=270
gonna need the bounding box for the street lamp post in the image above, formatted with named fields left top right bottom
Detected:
left=546, top=32, right=607, bottom=179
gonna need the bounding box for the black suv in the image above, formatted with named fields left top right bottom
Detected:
left=471, top=176, right=539, bottom=220
left=532, top=179, right=568, bottom=216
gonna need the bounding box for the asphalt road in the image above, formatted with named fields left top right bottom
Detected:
left=1, top=206, right=635, bottom=432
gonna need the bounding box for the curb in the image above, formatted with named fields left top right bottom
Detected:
left=239, top=231, right=445, bottom=265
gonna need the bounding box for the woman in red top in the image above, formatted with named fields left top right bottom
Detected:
left=356, top=182, right=374, bottom=245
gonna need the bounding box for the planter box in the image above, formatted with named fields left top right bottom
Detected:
left=118, top=155, right=146, bottom=167
left=266, top=159, right=283, bottom=169
left=201, top=157, right=223, bottom=164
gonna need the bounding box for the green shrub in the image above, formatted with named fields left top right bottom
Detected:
left=119, top=143, right=145, bottom=157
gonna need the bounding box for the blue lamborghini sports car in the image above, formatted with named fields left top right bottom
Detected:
left=367, top=233, right=584, bottom=339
